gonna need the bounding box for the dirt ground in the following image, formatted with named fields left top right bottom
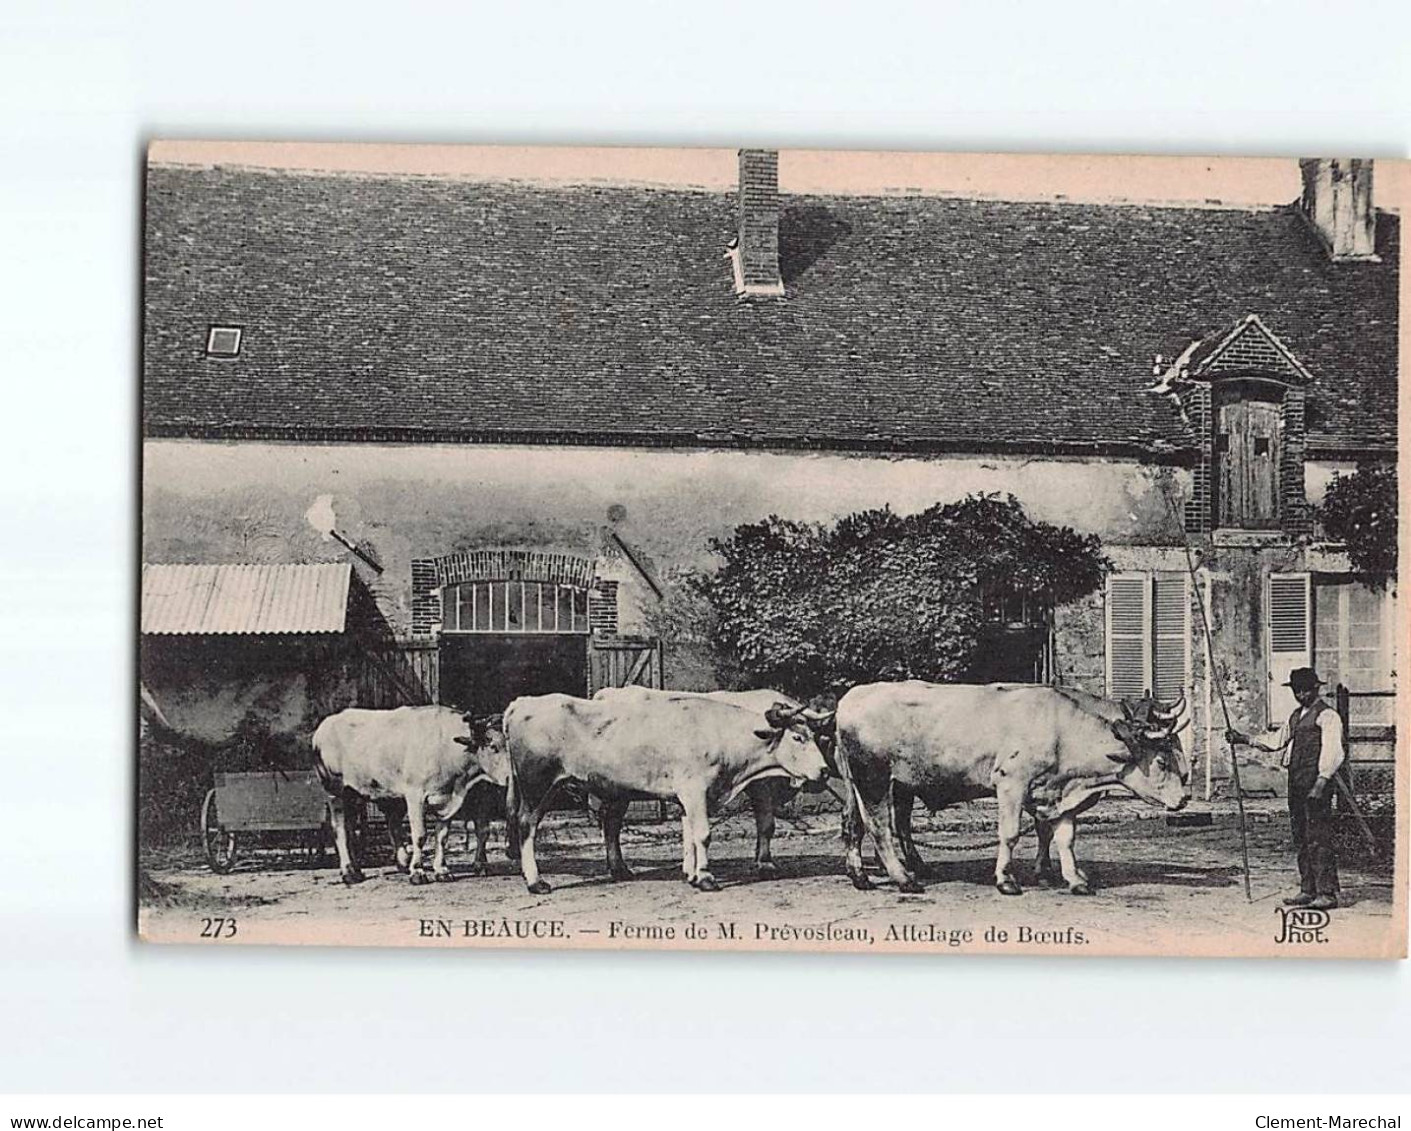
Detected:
left=138, top=799, right=1402, bottom=958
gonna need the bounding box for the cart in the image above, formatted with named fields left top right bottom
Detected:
left=200, top=770, right=334, bottom=873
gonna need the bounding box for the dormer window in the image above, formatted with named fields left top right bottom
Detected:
left=1179, top=314, right=1315, bottom=540
left=205, top=326, right=242, bottom=357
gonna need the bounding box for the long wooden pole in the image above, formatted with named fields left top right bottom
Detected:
left=1161, top=489, right=1254, bottom=901
left=1177, top=539, right=1254, bottom=901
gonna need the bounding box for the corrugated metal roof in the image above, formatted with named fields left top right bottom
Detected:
left=141, top=563, right=352, bottom=635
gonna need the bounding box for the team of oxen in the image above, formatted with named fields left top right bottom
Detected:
left=311, top=680, right=1191, bottom=897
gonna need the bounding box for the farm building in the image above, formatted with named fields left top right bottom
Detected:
left=139, top=562, right=433, bottom=749
left=141, top=148, right=1399, bottom=791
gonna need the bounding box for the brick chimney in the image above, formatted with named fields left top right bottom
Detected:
left=732, top=148, right=784, bottom=296
left=1299, top=158, right=1378, bottom=261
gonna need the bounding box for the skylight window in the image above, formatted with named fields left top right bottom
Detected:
left=205, top=326, right=243, bottom=357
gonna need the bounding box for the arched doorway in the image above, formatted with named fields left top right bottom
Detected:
left=438, top=576, right=592, bottom=713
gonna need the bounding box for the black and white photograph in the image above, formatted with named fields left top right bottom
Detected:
left=137, top=142, right=1406, bottom=957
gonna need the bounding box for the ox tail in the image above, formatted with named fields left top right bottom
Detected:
left=503, top=732, right=523, bottom=859
left=311, top=720, right=339, bottom=796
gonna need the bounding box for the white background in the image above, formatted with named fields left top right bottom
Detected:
left=2, top=0, right=1409, bottom=1095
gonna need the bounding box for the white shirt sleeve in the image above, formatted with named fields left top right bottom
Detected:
left=1317, top=709, right=1346, bottom=779
left=1272, top=719, right=1293, bottom=769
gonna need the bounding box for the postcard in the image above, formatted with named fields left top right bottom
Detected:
left=138, top=142, right=1406, bottom=956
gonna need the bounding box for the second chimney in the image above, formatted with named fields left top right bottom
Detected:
left=735, top=148, right=784, bottom=296
left=1299, top=158, right=1377, bottom=261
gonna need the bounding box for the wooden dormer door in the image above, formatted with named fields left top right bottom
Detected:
left=1217, top=399, right=1282, bottom=530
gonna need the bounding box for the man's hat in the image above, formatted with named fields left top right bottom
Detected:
left=1283, top=667, right=1325, bottom=691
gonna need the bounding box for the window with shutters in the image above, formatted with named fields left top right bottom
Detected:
left=1266, top=572, right=1311, bottom=726
left=1106, top=572, right=1190, bottom=701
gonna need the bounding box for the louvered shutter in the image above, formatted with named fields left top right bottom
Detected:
left=1266, top=572, right=1311, bottom=726
left=1106, top=573, right=1151, bottom=699
left=1152, top=574, right=1190, bottom=703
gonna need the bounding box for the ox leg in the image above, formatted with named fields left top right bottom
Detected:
left=1033, top=815, right=1058, bottom=886
left=603, top=798, right=635, bottom=881
left=749, top=782, right=778, bottom=878
left=682, top=792, right=718, bottom=892
left=470, top=815, right=490, bottom=876
left=681, top=814, right=695, bottom=882
left=329, top=789, right=364, bottom=885
left=893, top=783, right=928, bottom=878
left=515, top=779, right=555, bottom=895
left=843, top=784, right=872, bottom=891
left=993, top=782, right=1026, bottom=896
left=1053, top=816, right=1092, bottom=895
left=379, top=799, right=409, bottom=871
left=853, top=770, right=922, bottom=895
left=432, top=819, right=453, bottom=881
left=405, top=794, right=431, bottom=885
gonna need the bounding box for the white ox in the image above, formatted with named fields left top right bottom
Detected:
left=505, top=691, right=828, bottom=894
left=836, top=682, right=1190, bottom=896
left=313, top=705, right=508, bottom=885
left=592, top=686, right=836, bottom=876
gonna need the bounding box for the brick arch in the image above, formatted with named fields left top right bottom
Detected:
left=411, top=549, right=620, bottom=637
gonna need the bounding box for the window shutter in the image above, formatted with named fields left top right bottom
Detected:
left=1266, top=572, right=1311, bottom=726
left=1152, top=574, right=1189, bottom=702
left=1106, top=573, right=1151, bottom=699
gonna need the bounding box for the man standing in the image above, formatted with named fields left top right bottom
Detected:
left=1227, top=667, right=1346, bottom=911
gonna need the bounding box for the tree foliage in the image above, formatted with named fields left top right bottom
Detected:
left=692, top=493, right=1109, bottom=699
left=1319, top=464, right=1398, bottom=586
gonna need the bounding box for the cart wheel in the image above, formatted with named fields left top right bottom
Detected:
left=201, top=789, right=238, bottom=874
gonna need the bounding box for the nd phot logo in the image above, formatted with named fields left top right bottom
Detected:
left=1274, top=906, right=1331, bottom=945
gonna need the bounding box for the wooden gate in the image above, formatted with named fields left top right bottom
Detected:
left=588, top=635, right=663, bottom=694
left=357, top=639, right=440, bottom=708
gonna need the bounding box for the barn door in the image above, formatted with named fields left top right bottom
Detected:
left=1218, top=399, right=1282, bottom=529
left=588, top=635, right=664, bottom=694
left=1266, top=572, right=1311, bottom=727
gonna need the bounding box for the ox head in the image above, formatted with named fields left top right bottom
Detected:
left=799, top=700, right=839, bottom=779
left=756, top=702, right=829, bottom=786
left=454, top=713, right=509, bottom=784
left=1106, top=697, right=1190, bottom=811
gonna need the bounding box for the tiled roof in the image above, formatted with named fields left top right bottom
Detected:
left=142, top=164, right=1400, bottom=457
left=141, top=563, right=352, bottom=635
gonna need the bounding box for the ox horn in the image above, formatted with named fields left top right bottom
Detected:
left=765, top=702, right=803, bottom=729
left=801, top=706, right=836, bottom=727
left=1149, top=693, right=1186, bottom=722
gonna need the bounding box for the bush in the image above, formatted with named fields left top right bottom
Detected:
left=1319, top=464, right=1397, bottom=586
left=692, top=494, right=1108, bottom=700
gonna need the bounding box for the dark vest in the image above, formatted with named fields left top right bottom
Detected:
left=1287, top=700, right=1328, bottom=781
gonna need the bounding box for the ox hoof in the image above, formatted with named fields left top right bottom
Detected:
left=609, top=867, right=636, bottom=882
left=409, top=870, right=431, bottom=886
left=433, top=870, right=453, bottom=883
left=897, top=878, right=925, bottom=895
left=996, top=878, right=1023, bottom=896
left=692, top=874, right=721, bottom=893
left=755, top=860, right=779, bottom=878
left=1068, top=882, right=1094, bottom=896
left=468, top=860, right=488, bottom=877
left=341, top=869, right=365, bottom=886
left=849, top=872, right=875, bottom=892
left=526, top=880, right=552, bottom=895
